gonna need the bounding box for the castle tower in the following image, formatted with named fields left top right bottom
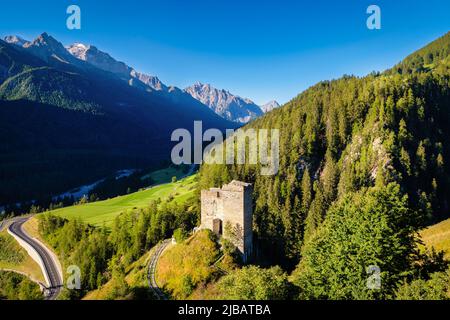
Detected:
left=201, top=181, right=253, bottom=263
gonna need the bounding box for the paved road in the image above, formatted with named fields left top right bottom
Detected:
left=148, top=240, right=170, bottom=300
left=8, top=218, right=63, bottom=300
left=0, top=215, right=32, bottom=232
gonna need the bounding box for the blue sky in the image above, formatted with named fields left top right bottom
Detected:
left=1, top=0, right=449, bottom=104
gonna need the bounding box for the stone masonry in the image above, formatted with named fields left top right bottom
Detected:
left=201, top=181, right=253, bottom=263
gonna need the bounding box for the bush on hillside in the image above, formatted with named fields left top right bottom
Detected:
left=157, top=230, right=221, bottom=299
left=217, top=266, right=292, bottom=300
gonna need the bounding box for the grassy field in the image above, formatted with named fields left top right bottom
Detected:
left=45, top=174, right=198, bottom=228
left=421, top=218, right=450, bottom=260
left=0, top=229, right=45, bottom=283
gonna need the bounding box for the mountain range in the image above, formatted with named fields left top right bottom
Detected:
left=5, top=33, right=280, bottom=123
left=4, top=34, right=279, bottom=125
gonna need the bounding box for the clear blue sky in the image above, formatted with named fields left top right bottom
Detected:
left=1, top=0, right=449, bottom=105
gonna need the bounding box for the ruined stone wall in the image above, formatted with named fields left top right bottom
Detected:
left=200, top=189, right=223, bottom=231
left=201, top=181, right=253, bottom=263
left=222, top=188, right=245, bottom=255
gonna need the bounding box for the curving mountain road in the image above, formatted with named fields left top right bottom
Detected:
left=0, top=215, right=31, bottom=232
left=8, top=217, right=63, bottom=300
left=148, top=239, right=170, bottom=300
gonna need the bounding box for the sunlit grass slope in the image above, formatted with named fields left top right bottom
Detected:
left=421, top=217, right=450, bottom=260
left=48, top=174, right=198, bottom=228
left=0, top=229, right=45, bottom=283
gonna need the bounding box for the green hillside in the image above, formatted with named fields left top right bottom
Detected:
left=199, top=32, right=450, bottom=299
left=156, top=230, right=293, bottom=300
left=0, top=230, right=45, bottom=283
left=48, top=174, right=197, bottom=227
left=34, top=173, right=199, bottom=298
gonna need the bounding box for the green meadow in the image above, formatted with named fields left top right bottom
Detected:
left=47, top=174, right=198, bottom=228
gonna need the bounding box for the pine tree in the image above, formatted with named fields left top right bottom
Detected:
left=398, top=118, right=411, bottom=145
left=400, top=147, right=412, bottom=176
left=293, top=183, right=420, bottom=300
left=322, top=152, right=339, bottom=204
left=301, top=169, right=312, bottom=213
left=416, top=141, right=427, bottom=172
left=303, top=182, right=325, bottom=244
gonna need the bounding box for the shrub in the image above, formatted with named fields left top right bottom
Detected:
left=217, top=266, right=291, bottom=300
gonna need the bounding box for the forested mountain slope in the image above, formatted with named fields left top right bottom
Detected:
left=199, top=32, right=450, bottom=268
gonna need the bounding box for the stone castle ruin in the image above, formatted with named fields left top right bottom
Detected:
left=201, top=181, right=253, bottom=263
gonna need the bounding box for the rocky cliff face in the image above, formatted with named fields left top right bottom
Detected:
left=67, top=43, right=132, bottom=79
left=184, top=82, right=264, bottom=123
left=261, top=100, right=280, bottom=113
left=67, top=42, right=167, bottom=92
